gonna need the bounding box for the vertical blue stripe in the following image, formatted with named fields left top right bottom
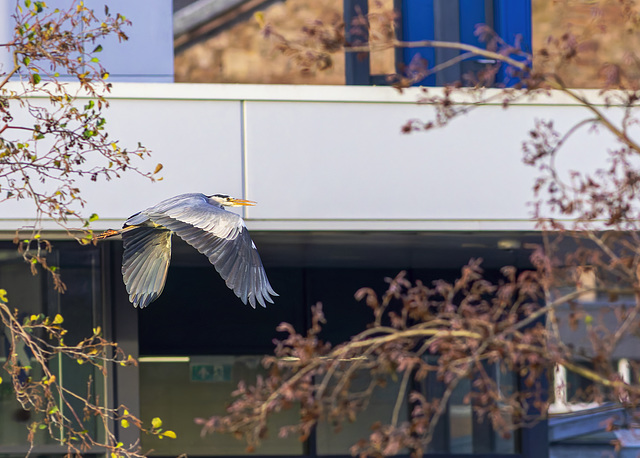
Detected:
left=402, top=0, right=435, bottom=86
left=493, top=0, right=532, bottom=86
left=459, top=0, right=485, bottom=48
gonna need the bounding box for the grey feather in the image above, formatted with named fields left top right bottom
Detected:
left=122, top=224, right=172, bottom=308
left=119, top=193, right=277, bottom=309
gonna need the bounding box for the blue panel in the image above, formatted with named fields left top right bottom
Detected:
left=493, top=0, right=532, bottom=87
left=402, top=0, right=435, bottom=86
left=399, top=0, right=532, bottom=88
left=459, top=0, right=485, bottom=48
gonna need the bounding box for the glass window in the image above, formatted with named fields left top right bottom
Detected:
left=315, top=370, right=409, bottom=455
left=131, top=232, right=532, bottom=456
left=139, top=356, right=303, bottom=456
left=0, top=242, right=106, bottom=454
left=420, top=358, right=517, bottom=454
left=449, top=377, right=473, bottom=453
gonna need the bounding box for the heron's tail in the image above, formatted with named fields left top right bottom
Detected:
left=96, top=225, right=139, bottom=240
left=96, top=229, right=122, bottom=240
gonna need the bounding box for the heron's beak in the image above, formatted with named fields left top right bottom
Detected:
left=229, top=198, right=257, bottom=207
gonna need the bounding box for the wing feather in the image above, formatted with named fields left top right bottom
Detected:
left=143, top=195, right=277, bottom=308
left=122, top=224, right=172, bottom=308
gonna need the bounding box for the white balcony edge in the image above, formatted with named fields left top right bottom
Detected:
left=3, top=81, right=626, bottom=106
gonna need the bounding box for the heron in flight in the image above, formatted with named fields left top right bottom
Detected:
left=98, top=193, right=277, bottom=309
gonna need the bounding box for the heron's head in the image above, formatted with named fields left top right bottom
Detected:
left=209, top=194, right=256, bottom=207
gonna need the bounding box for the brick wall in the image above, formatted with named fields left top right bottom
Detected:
left=174, top=0, right=346, bottom=84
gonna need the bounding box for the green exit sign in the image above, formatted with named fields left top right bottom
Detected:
left=190, top=363, right=231, bottom=382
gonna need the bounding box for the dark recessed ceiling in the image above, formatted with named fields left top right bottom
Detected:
left=170, top=230, right=543, bottom=270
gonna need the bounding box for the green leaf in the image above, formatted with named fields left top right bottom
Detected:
left=38, top=424, right=46, bottom=430
left=25, top=0, right=31, bottom=8
left=93, top=44, right=103, bottom=53
left=90, top=57, right=99, bottom=63
left=32, top=73, right=41, bottom=84
left=151, top=417, right=162, bottom=429
left=88, top=213, right=99, bottom=222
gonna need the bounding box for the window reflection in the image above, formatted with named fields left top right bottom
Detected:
left=139, top=356, right=303, bottom=456
left=0, top=248, right=54, bottom=446
left=315, top=370, right=408, bottom=455
left=0, top=243, right=105, bottom=452
left=449, top=378, right=472, bottom=453
left=423, top=356, right=517, bottom=455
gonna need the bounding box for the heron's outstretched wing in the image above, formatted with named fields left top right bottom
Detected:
left=122, top=224, right=172, bottom=308
left=144, top=194, right=277, bottom=308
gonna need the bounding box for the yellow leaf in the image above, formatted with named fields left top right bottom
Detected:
left=162, top=430, right=177, bottom=439
left=151, top=417, right=162, bottom=429
left=120, top=419, right=130, bottom=429
left=0, top=289, right=7, bottom=302
left=254, top=11, right=265, bottom=28
left=52, top=314, right=63, bottom=324
left=30, top=314, right=38, bottom=322
left=0, top=376, right=3, bottom=384
left=153, top=163, right=163, bottom=174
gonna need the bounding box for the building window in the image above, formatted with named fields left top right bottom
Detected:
left=346, top=0, right=532, bottom=86
left=133, top=234, right=523, bottom=456
left=0, top=242, right=106, bottom=455
left=139, top=356, right=304, bottom=456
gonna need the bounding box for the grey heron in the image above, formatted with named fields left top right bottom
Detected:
left=98, top=193, right=277, bottom=309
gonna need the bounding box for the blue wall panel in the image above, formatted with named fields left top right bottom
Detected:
left=459, top=0, right=486, bottom=48
left=398, top=0, right=532, bottom=87
left=402, top=0, right=436, bottom=86
left=494, top=0, right=532, bottom=86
